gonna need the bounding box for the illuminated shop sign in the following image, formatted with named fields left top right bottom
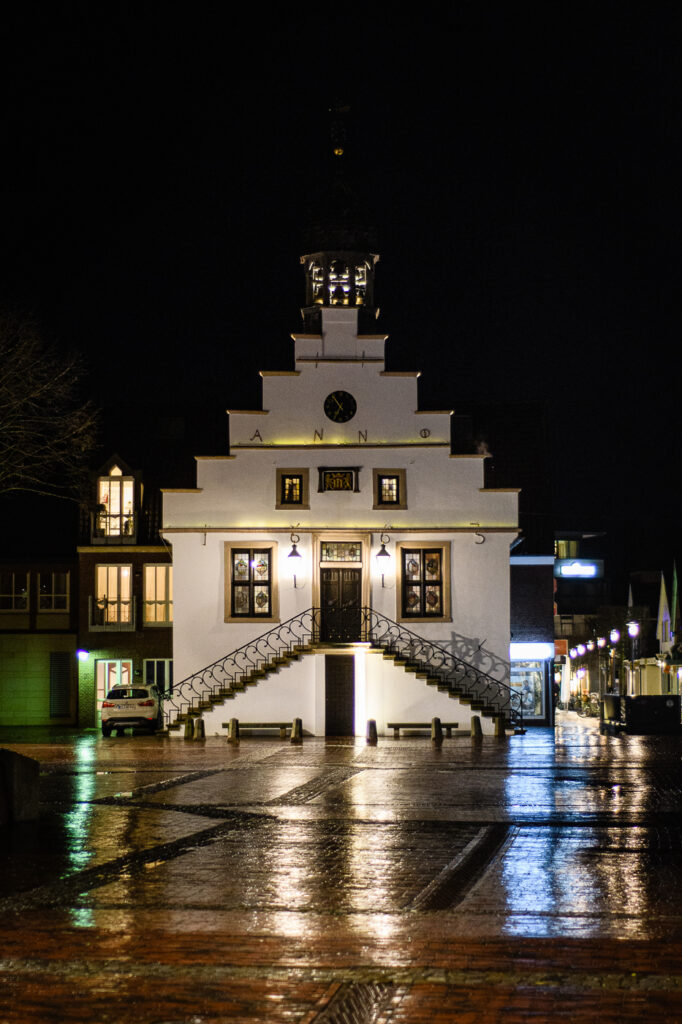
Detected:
left=510, top=642, right=555, bottom=661
left=554, top=559, right=603, bottom=579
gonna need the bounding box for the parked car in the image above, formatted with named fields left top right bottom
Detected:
left=101, top=685, right=162, bottom=736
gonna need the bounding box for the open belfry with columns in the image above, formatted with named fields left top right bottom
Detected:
left=162, top=145, right=522, bottom=738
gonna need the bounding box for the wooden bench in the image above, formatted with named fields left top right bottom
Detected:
left=221, top=721, right=291, bottom=738
left=387, top=721, right=458, bottom=739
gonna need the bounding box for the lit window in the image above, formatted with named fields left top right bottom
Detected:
left=0, top=571, right=29, bottom=610
left=397, top=543, right=451, bottom=622
left=381, top=476, right=398, bottom=503
left=282, top=475, right=302, bottom=504
left=39, top=571, right=69, bottom=611
left=328, top=259, right=350, bottom=305
left=225, top=544, right=278, bottom=622
left=94, top=565, right=132, bottom=624
left=97, top=465, right=135, bottom=537
left=320, top=541, right=362, bottom=562
left=144, top=565, right=173, bottom=624
left=373, top=469, right=407, bottom=510
left=275, top=469, right=309, bottom=509
left=510, top=661, right=546, bottom=718
left=232, top=549, right=271, bottom=616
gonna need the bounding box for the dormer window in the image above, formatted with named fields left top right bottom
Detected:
left=97, top=465, right=135, bottom=538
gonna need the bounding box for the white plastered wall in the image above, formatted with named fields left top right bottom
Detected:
left=170, top=646, right=496, bottom=738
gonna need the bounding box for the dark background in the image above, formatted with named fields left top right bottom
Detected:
left=1, top=4, right=680, bottom=591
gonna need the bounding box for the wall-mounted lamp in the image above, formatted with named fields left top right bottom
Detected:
left=77, top=649, right=90, bottom=662
left=288, top=532, right=303, bottom=588
left=376, top=531, right=391, bottom=588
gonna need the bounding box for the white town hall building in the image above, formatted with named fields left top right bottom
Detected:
left=161, top=210, right=522, bottom=737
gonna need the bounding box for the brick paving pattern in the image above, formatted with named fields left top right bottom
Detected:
left=2, top=713, right=682, bottom=1020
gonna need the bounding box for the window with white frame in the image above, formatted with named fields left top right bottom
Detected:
left=225, top=543, right=278, bottom=622
left=0, top=571, right=29, bottom=610
left=39, top=571, right=70, bottom=611
left=144, top=565, right=173, bottom=624
left=145, top=659, right=173, bottom=694
left=397, top=543, right=451, bottom=622
left=97, top=465, right=135, bottom=537
left=95, top=565, right=132, bottom=624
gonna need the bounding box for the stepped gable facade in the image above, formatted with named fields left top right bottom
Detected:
left=161, top=221, right=521, bottom=736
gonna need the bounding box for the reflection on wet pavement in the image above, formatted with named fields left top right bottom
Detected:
left=2, top=713, right=682, bottom=1020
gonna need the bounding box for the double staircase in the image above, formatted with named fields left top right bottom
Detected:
left=163, top=607, right=524, bottom=734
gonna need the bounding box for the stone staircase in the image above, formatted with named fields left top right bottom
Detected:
left=162, top=608, right=523, bottom=734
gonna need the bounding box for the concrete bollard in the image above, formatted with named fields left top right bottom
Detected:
left=366, top=719, right=378, bottom=745
left=431, top=716, right=443, bottom=745
left=227, top=718, right=240, bottom=744
left=470, top=715, right=483, bottom=740
left=0, top=748, right=40, bottom=824
left=183, top=718, right=194, bottom=740
left=290, top=717, right=303, bottom=744
left=494, top=716, right=506, bottom=739
left=194, top=718, right=205, bottom=740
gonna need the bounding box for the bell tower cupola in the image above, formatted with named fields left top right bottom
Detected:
left=300, top=102, right=380, bottom=334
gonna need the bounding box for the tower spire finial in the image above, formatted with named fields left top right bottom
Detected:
left=329, top=99, right=350, bottom=159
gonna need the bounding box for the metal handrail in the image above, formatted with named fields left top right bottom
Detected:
left=359, top=608, right=523, bottom=730
left=165, top=605, right=522, bottom=730
left=164, top=608, right=321, bottom=724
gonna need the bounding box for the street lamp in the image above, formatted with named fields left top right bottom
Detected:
left=627, top=620, right=640, bottom=694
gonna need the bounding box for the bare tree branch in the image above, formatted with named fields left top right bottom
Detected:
left=0, top=312, right=99, bottom=501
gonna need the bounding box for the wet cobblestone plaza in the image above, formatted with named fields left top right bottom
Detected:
left=3, top=713, right=682, bottom=1022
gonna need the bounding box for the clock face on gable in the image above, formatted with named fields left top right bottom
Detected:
left=323, top=390, right=357, bottom=423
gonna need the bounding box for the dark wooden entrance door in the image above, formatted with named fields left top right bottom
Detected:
left=325, top=654, right=355, bottom=736
left=320, top=568, right=361, bottom=642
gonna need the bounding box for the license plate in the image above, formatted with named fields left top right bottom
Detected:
left=116, top=704, right=128, bottom=710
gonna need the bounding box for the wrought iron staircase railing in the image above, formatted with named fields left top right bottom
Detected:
left=163, top=608, right=321, bottom=728
left=163, top=606, right=523, bottom=731
left=361, top=608, right=522, bottom=730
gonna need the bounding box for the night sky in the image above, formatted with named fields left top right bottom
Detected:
left=1, top=5, right=680, bottom=586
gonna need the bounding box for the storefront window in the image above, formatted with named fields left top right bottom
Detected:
left=510, top=660, right=545, bottom=719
